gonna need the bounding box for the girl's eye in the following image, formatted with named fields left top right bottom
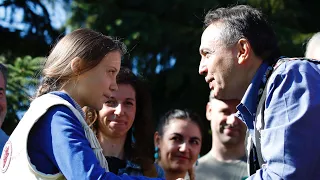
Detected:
left=109, top=70, right=116, bottom=75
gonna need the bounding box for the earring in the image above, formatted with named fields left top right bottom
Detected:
left=196, top=154, right=200, bottom=166
left=154, top=147, right=159, bottom=160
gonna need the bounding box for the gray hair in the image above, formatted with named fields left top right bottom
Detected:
left=204, top=5, right=281, bottom=64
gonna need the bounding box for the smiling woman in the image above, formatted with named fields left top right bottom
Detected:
left=84, top=67, right=165, bottom=178
left=154, top=109, right=204, bottom=180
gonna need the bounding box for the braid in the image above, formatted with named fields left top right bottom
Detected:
left=35, top=83, right=51, bottom=98
left=83, top=106, right=99, bottom=135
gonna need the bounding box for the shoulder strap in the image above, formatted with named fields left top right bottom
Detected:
left=254, top=80, right=268, bottom=167
left=30, top=94, right=110, bottom=172
left=247, top=84, right=268, bottom=175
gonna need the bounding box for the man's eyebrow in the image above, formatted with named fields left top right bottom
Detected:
left=199, top=47, right=213, bottom=54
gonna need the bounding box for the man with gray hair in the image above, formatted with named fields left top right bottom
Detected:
left=305, top=32, right=320, bottom=59
left=195, top=90, right=247, bottom=180
left=0, top=63, right=8, bottom=154
left=199, top=5, right=320, bottom=179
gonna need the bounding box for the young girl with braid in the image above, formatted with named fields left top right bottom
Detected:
left=0, top=28, right=169, bottom=180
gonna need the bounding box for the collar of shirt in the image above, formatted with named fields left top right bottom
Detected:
left=236, top=62, right=269, bottom=129
left=50, top=91, right=86, bottom=119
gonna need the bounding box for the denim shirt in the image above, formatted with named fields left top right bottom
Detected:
left=237, top=59, right=320, bottom=179
left=119, top=160, right=165, bottom=178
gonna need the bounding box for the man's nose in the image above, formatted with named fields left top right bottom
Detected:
left=199, top=59, right=208, bottom=75
left=226, top=114, right=239, bottom=126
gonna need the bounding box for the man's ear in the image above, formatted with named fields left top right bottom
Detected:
left=154, top=132, right=160, bottom=147
left=206, top=102, right=212, bottom=121
left=70, top=57, right=83, bottom=75
left=236, top=38, right=251, bottom=65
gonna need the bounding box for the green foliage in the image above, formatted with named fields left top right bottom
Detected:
left=248, top=0, right=320, bottom=56
left=0, top=55, right=43, bottom=134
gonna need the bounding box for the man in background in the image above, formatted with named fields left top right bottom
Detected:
left=195, top=91, right=247, bottom=180
left=0, top=63, right=8, bottom=154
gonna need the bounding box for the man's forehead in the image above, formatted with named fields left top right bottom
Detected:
left=200, top=24, right=225, bottom=49
left=203, top=23, right=224, bottom=38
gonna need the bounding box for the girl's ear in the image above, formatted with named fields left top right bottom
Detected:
left=70, top=57, right=83, bottom=75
